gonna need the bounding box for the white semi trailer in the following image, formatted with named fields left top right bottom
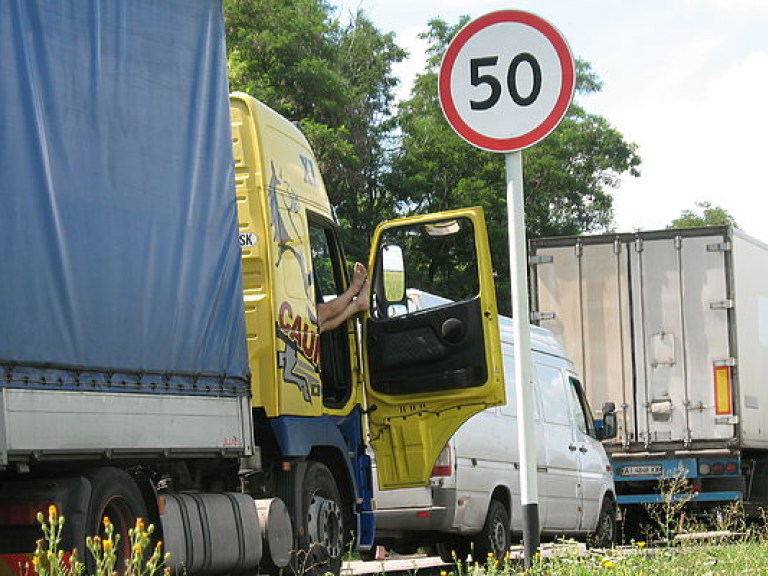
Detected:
left=530, top=226, right=768, bottom=533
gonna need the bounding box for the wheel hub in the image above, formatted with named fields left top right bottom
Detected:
left=307, top=494, right=343, bottom=558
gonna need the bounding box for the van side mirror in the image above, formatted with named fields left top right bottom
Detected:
left=595, top=402, right=617, bottom=441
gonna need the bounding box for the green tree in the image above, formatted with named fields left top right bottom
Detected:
left=668, top=201, right=738, bottom=229
left=223, top=0, right=405, bottom=263
left=386, top=18, right=641, bottom=313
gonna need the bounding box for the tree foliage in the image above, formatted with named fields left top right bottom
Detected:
left=224, top=0, right=406, bottom=262
left=387, top=18, right=642, bottom=312
left=223, top=5, right=643, bottom=313
left=668, top=201, right=738, bottom=229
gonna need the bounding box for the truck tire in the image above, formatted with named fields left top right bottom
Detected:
left=84, top=468, right=149, bottom=573
left=619, top=504, right=647, bottom=544
left=472, top=499, right=511, bottom=562
left=590, top=497, right=617, bottom=548
left=436, top=536, right=471, bottom=564
left=299, top=462, right=345, bottom=576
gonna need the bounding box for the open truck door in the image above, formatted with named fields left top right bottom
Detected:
left=364, top=207, right=505, bottom=489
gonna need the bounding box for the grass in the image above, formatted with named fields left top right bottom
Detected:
left=430, top=497, right=768, bottom=576
left=25, top=502, right=768, bottom=576
left=438, top=538, right=768, bottom=576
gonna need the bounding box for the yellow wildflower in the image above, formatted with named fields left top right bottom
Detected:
left=103, top=539, right=113, bottom=553
left=440, top=571, right=448, bottom=576
left=636, top=541, right=646, bottom=548
left=602, top=559, right=615, bottom=568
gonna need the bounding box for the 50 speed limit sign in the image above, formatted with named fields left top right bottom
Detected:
left=439, top=10, right=575, bottom=152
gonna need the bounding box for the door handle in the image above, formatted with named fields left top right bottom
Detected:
left=579, top=446, right=588, bottom=454
left=569, top=444, right=577, bottom=451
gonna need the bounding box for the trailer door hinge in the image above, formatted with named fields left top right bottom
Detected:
left=529, top=255, right=553, bottom=266
left=714, top=357, right=736, bottom=367
left=707, top=241, right=731, bottom=252
left=531, top=311, right=556, bottom=322
left=709, top=299, right=734, bottom=310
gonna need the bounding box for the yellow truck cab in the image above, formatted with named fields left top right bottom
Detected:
left=231, top=92, right=505, bottom=566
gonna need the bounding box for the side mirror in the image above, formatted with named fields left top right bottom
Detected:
left=596, top=402, right=617, bottom=441
left=373, top=243, right=406, bottom=317
left=381, top=244, right=405, bottom=303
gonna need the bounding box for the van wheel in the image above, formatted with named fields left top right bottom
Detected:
left=472, top=499, right=511, bottom=562
left=436, top=536, right=471, bottom=563
left=590, top=497, right=617, bottom=548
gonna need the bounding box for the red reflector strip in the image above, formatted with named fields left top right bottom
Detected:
left=416, top=511, right=430, bottom=518
left=0, top=552, right=73, bottom=576
left=0, top=554, right=34, bottom=576
left=0, top=503, right=51, bottom=526
left=714, top=365, right=733, bottom=415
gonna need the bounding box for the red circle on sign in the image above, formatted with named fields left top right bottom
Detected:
left=439, top=10, right=575, bottom=152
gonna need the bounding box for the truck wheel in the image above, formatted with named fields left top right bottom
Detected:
left=619, top=504, right=647, bottom=544
left=299, top=462, right=345, bottom=575
left=436, top=536, right=471, bottom=564
left=472, top=499, right=511, bottom=562
left=590, top=497, right=617, bottom=548
left=84, top=468, right=149, bottom=573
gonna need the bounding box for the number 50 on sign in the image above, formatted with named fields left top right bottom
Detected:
left=439, top=11, right=575, bottom=153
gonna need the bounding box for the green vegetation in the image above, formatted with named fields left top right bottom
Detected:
left=440, top=538, right=768, bottom=575
left=223, top=1, right=641, bottom=312
left=23, top=507, right=167, bottom=576
left=27, top=503, right=768, bottom=576
left=668, top=201, right=738, bottom=229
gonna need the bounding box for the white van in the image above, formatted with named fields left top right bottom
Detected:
left=371, top=291, right=617, bottom=561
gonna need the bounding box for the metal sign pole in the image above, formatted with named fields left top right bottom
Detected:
left=506, top=151, right=539, bottom=567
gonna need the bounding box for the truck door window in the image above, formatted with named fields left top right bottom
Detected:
left=367, top=216, right=488, bottom=395
left=568, top=377, right=596, bottom=438
left=373, top=217, right=479, bottom=317
left=309, top=220, right=352, bottom=408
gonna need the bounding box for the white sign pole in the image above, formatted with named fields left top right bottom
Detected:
left=506, top=150, right=539, bottom=563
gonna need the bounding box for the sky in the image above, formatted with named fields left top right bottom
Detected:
left=331, top=0, right=768, bottom=244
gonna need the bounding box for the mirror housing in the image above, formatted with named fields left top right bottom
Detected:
left=595, top=402, right=618, bottom=441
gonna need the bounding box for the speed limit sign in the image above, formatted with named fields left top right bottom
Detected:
left=439, top=10, right=575, bottom=152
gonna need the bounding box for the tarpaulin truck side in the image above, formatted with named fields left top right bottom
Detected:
left=530, top=226, right=768, bottom=533
left=0, top=2, right=505, bottom=575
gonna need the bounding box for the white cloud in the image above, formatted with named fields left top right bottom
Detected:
left=611, top=49, right=768, bottom=235
left=699, top=0, right=768, bottom=13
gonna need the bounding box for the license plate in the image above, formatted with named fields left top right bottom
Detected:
left=620, top=464, right=662, bottom=477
